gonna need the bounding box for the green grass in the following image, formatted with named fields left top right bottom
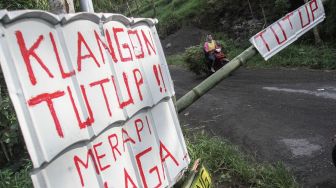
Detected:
left=186, top=133, right=299, bottom=187
left=212, top=33, right=336, bottom=70
left=0, top=134, right=299, bottom=188
left=166, top=53, right=186, bottom=67
left=0, top=160, right=32, bottom=188
left=136, top=0, right=335, bottom=70
left=248, top=43, right=336, bottom=69
left=0, top=129, right=298, bottom=188
left=167, top=34, right=336, bottom=72
left=137, top=0, right=207, bottom=37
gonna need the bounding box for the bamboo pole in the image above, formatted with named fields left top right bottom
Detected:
left=176, top=0, right=330, bottom=113
left=176, top=46, right=257, bottom=113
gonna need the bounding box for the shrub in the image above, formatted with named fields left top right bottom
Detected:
left=186, top=134, right=299, bottom=187
left=172, top=0, right=187, bottom=9
left=274, top=0, right=291, bottom=17
left=0, top=95, right=20, bottom=163
left=247, top=43, right=336, bottom=70
left=157, top=13, right=181, bottom=38
left=184, top=45, right=207, bottom=75
left=184, top=40, right=234, bottom=75
left=0, top=160, right=32, bottom=188
left=321, top=0, right=336, bottom=43
left=0, top=0, right=49, bottom=10
left=0, top=68, right=26, bottom=167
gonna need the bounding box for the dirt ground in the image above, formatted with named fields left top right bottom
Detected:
left=171, top=66, right=336, bottom=187
left=161, top=26, right=209, bottom=56
left=164, top=26, right=336, bottom=187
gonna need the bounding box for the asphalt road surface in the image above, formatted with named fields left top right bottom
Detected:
left=171, top=66, right=336, bottom=187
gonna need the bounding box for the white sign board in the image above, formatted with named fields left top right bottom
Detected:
left=0, top=10, right=189, bottom=187
left=250, top=0, right=325, bottom=60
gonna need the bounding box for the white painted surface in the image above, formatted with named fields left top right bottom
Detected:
left=151, top=102, right=189, bottom=184
left=0, top=11, right=189, bottom=188
left=2, top=20, right=91, bottom=166
left=103, top=20, right=154, bottom=117
left=131, top=24, right=172, bottom=104
left=250, top=0, right=325, bottom=60
left=61, top=19, right=126, bottom=136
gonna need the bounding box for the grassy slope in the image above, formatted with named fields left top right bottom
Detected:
left=168, top=34, right=336, bottom=71
left=187, top=134, right=298, bottom=187
left=0, top=160, right=32, bottom=188
left=149, top=1, right=334, bottom=187
left=215, top=33, right=336, bottom=70
left=138, top=0, right=207, bottom=37
left=0, top=134, right=299, bottom=188
left=1, top=1, right=329, bottom=187
left=249, top=44, right=336, bottom=70
left=139, top=0, right=335, bottom=70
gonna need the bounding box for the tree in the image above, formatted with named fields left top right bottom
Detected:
left=151, top=0, right=156, bottom=17
left=48, top=0, right=74, bottom=14
left=247, top=0, right=255, bottom=19
left=126, top=0, right=133, bottom=16
left=304, top=0, right=323, bottom=45
left=133, top=0, right=140, bottom=13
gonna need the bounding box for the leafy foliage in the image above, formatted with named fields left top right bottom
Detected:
left=157, top=13, right=181, bottom=38
left=0, top=0, right=49, bottom=10
left=178, top=35, right=336, bottom=75
left=184, top=45, right=207, bottom=75
left=187, top=133, right=298, bottom=187
left=183, top=38, right=239, bottom=75
left=320, top=0, right=336, bottom=43
left=0, top=0, right=334, bottom=187
left=0, top=160, right=32, bottom=188
left=0, top=95, right=20, bottom=156
left=249, top=43, right=336, bottom=69
left=166, top=54, right=186, bottom=67
left=0, top=68, right=26, bottom=167
left=274, top=0, right=291, bottom=17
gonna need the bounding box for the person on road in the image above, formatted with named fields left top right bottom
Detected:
left=204, top=34, right=217, bottom=72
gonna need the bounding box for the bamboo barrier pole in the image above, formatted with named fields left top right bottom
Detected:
left=176, top=46, right=257, bottom=113
left=176, top=0, right=329, bottom=113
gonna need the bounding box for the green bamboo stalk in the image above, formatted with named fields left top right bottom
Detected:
left=176, top=46, right=257, bottom=113
left=176, top=0, right=330, bottom=113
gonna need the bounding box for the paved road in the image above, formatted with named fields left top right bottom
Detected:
left=170, top=66, right=336, bottom=187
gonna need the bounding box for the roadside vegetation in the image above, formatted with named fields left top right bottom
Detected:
left=0, top=133, right=299, bottom=188
left=0, top=0, right=335, bottom=187
left=0, top=160, right=32, bottom=188
left=171, top=36, right=336, bottom=75
left=186, top=133, right=298, bottom=187
left=135, top=0, right=336, bottom=73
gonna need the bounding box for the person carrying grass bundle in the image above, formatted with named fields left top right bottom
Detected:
left=203, top=34, right=217, bottom=72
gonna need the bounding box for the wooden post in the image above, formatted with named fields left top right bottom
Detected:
left=304, top=0, right=323, bottom=45
left=48, top=0, right=75, bottom=14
